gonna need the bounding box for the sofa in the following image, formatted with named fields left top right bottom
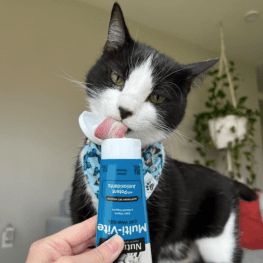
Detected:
left=45, top=187, right=263, bottom=262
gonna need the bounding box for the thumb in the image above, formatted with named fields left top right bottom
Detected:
left=57, top=234, right=124, bottom=263
left=90, top=234, right=124, bottom=263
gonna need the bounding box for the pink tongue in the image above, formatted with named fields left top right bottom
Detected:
left=95, top=117, right=128, bottom=139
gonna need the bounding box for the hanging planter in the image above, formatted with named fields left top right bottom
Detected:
left=192, top=24, right=259, bottom=188
left=208, top=115, right=247, bottom=149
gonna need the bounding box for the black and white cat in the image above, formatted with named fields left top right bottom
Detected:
left=70, top=3, right=257, bottom=263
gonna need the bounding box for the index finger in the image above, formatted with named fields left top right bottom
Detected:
left=50, top=215, right=97, bottom=248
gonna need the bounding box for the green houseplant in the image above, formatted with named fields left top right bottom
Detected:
left=193, top=60, right=259, bottom=187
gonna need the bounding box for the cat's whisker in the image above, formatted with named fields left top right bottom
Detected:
left=114, top=59, right=125, bottom=69
left=56, top=70, right=96, bottom=90
left=101, top=79, right=110, bottom=87
left=73, top=80, right=94, bottom=87
left=174, top=130, right=187, bottom=145
left=170, top=133, right=184, bottom=152
left=160, top=65, right=195, bottom=82
left=135, top=55, right=140, bottom=66
left=129, top=42, right=136, bottom=69
left=157, top=109, right=169, bottom=119
left=152, top=122, right=182, bottom=153
left=54, top=73, right=87, bottom=91
left=161, top=84, right=179, bottom=99
left=135, top=22, right=140, bottom=42
left=60, top=73, right=102, bottom=99
left=152, top=63, right=177, bottom=84
left=170, top=131, right=187, bottom=146
left=156, top=120, right=177, bottom=141
left=154, top=121, right=172, bottom=135
left=55, top=71, right=89, bottom=89
left=58, top=73, right=101, bottom=99
left=153, top=68, right=168, bottom=84
left=56, top=70, right=88, bottom=84
left=175, top=130, right=205, bottom=148
left=165, top=82, right=183, bottom=101
left=156, top=124, right=175, bottom=139
left=155, top=119, right=187, bottom=147
left=164, top=134, right=177, bottom=157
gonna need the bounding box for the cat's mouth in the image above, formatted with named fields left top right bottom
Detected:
left=107, top=116, right=132, bottom=136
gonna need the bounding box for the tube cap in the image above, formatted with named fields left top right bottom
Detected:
left=101, top=138, right=141, bottom=159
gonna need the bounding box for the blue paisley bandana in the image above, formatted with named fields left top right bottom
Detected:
left=82, top=139, right=164, bottom=200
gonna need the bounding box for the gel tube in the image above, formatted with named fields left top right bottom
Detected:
left=96, top=138, right=153, bottom=263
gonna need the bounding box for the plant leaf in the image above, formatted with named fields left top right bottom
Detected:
left=217, top=90, right=226, bottom=99
left=230, top=126, right=236, bottom=133
left=237, top=96, right=247, bottom=106
left=205, top=102, right=213, bottom=108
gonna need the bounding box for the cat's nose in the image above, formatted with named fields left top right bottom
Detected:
left=119, top=106, right=133, bottom=119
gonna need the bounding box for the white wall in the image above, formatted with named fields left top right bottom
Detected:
left=1, top=0, right=262, bottom=262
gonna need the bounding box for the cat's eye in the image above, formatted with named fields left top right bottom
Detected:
left=111, top=72, right=124, bottom=87
left=150, top=94, right=166, bottom=104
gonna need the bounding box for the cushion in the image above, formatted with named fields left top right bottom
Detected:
left=239, top=191, right=263, bottom=249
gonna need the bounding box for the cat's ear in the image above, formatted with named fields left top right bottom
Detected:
left=104, top=3, right=131, bottom=52
left=186, top=58, right=219, bottom=88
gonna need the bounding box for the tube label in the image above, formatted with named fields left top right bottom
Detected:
left=96, top=159, right=152, bottom=262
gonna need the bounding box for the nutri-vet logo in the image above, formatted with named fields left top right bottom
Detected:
left=97, top=223, right=147, bottom=236
left=100, top=237, right=145, bottom=253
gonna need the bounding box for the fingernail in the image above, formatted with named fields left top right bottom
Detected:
left=107, top=235, right=124, bottom=253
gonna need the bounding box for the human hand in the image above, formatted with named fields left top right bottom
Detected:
left=25, top=215, right=124, bottom=263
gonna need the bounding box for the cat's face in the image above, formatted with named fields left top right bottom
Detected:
left=86, top=3, right=218, bottom=147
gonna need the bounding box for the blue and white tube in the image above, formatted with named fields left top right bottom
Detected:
left=96, top=138, right=152, bottom=263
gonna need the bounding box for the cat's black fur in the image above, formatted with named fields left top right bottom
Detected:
left=70, top=3, right=257, bottom=263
